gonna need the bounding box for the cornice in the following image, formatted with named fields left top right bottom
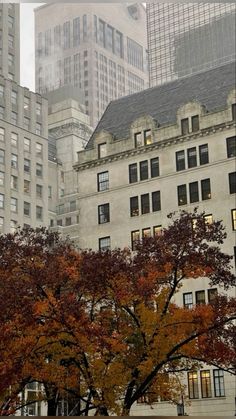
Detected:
left=74, top=121, right=236, bottom=172
left=49, top=122, right=92, bottom=141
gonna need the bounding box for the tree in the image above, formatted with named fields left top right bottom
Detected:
left=0, top=210, right=235, bottom=416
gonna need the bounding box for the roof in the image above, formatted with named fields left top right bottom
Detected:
left=86, top=61, right=236, bottom=149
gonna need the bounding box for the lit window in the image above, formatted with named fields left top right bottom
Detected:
left=130, top=196, right=139, bottom=217
left=10, top=197, right=17, bottom=212
left=183, top=292, right=193, bottom=309
left=98, top=203, right=110, bottom=224
left=99, top=236, right=110, bottom=251
left=97, top=171, right=109, bottom=191
left=142, top=228, right=151, bottom=239
left=188, top=372, right=199, bottom=399
left=131, top=230, right=140, bottom=251
left=144, top=129, right=152, bottom=145
left=204, top=214, right=213, bottom=225
left=98, top=143, right=107, bottom=158
left=200, top=370, right=212, bottom=398
left=213, top=370, right=225, bottom=397
left=153, top=225, right=162, bottom=236
left=231, top=209, right=236, bottom=230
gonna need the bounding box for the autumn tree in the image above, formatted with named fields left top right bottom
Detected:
left=0, top=210, right=235, bottom=416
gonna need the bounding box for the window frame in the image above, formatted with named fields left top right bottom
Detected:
left=195, top=290, right=205, bottom=305
left=99, top=236, right=111, bottom=251
left=141, top=193, right=150, bottom=215
left=183, top=292, right=193, bottom=309
left=150, top=157, right=159, bottom=178
left=199, top=144, right=209, bottom=165
left=213, top=370, right=225, bottom=397
left=130, top=196, right=139, bottom=217
left=187, top=147, right=197, bottom=168
left=129, top=163, right=138, bottom=184
left=131, top=230, right=140, bottom=251
left=201, top=178, right=211, bottom=200
left=226, top=136, right=236, bottom=158
left=98, top=203, right=110, bottom=224
left=177, top=184, right=187, bottom=206
left=188, top=371, right=199, bottom=399
left=176, top=150, right=185, bottom=171
left=152, top=191, right=161, bottom=212
left=189, top=181, right=199, bottom=203
left=200, top=370, right=212, bottom=398
left=139, top=160, right=148, bottom=181
left=97, top=171, right=109, bottom=191
left=231, top=209, right=236, bottom=231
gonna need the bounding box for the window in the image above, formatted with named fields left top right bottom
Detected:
left=129, top=164, right=137, bottom=184
left=140, top=160, right=148, bottom=181
left=130, top=196, right=139, bottom=217
left=10, top=91, right=16, bottom=106
left=10, top=175, right=17, bottom=190
left=24, top=138, right=31, bottom=153
left=201, top=178, right=211, bottom=200
left=11, top=154, right=17, bottom=169
left=178, top=184, right=187, bottom=206
left=0, top=107, right=4, bottom=119
left=191, top=115, right=199, bottom=132
left=189, top=182, right=199, bottom=203
left=36, top=163, right=43, bottom=177
left=0, top=193, right=4, bottom=209
left=232, top=104, right=236, bottom=121
left=141, top=193, right=150, bottom=215
left=48, top=186, right=52, bottom=198
left=8, top=15, right=14, bottom=29
left=213, top=370, right=225, bottom=397
left=226, top=136, right=236, bottom=158
left=24, top=96, right=30, bottom=111
left=0, top=171, right=4, bottom=186
left=8, top=53, right=14, bottom=67
left=97, top=171, right=109, bottom=191
left=11, top=132, right=18, bottom=147
left=0, top=128, right=4, bottom=142
left=176, top=150, right=185, bottom=171
left=8, top=34, right=14, bottom=49
left=83, top=15, right=87, bottom=41
left=36, top=103, right=41, bottom=116
left=0, top=150, right=5, bottom=167
left=36, top=143, right=43, bottom=157
left=153, top=225, right=162, bottom=236
left=99, top=237, right=111, bottom=251
left=36, top=184, right=43, bottom=198
left=65, top=217, right=72, bottom=226
left=36, top=206, right=43, bottom=220
left=204, top=214, right=213, bottom=225
left=11, top=111, right=17, bottom=124
left=10, top=220, right=17, bottom=233
left=24, top=179, right=30, bottom=194
left=98, top=203, right=110, bottom=224
left=150, top=157, right=159, bottom=178
left=196, top=290, right=205, bottom=305
left=24, top=202, right=30, bottom=217
left=57, top=219, right=62, bottom=226
left=0, top=85, right=4, bottom=98
left=188, top=372, right=199, bottom=399
left=10, top=197, right=17, bottom=212
left=199, top=144, right=209, bottom=165
left=36, top=123, right=41, bottom=135
left=152, top=191, right=161, bottom=212
left=63, top=21, right=70, bottom=49
left=0, top=216, right=3, bottom=232
left=134, top=132, right=142, bottom=148
left=187, top=147, right=197, bottom=168
left=131, top=230, right=140, bottom=251
left=73, top=17, right=80, bottom=47
left=231, top=209, right=236, bottom=230
left=183, top=292, right=193, bottom=309
left=24, top=158, right=30, bottom=173
left=142, top=228, right=151, bottom=238
left=115, top=30, right=123, bottom=58
left=208, top=288, right=217, bottom=304
left=58, top=204, right=64, bottom=215
left=24, top=117, right=30, bottom=130
left=98, top=143, right=107, bottom=158
left=229, top=172, right=236, bottom=194
left=181, top=118, right=189, bottom=135
left=144, top=129, right=152, bottom=145
left=200, top=370, right=212, bottom=398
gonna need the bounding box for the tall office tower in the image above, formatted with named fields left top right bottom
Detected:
left=147, top=3, right=236, bottom=87
left=0, top=3, right=20, bottom=83
left=34, top=3, right=148, bottom=127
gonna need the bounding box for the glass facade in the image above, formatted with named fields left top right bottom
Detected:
left=147, top=3, right=236, bottom=86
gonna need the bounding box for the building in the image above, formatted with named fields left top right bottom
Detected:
left=147, top=3, right=236, bottom=87
left=34, top=3, right=148, bottom=127
left=0, top=2, right=20, bottom=83
left=74, top=62, right=236, bottom=415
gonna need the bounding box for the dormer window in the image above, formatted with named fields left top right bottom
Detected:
left=232, top=104, right=236, bottom=121
left=134, top=132, right=142, bottom=147
left=191, top=115, right=199, bottom=132
left=181, top=115, right=200, bottom=135
left=98, top=143, right=107, bottom=158
left=181, top=118, right=189, bottom=135
left=134, top=130, right=153, bottom=148
left=144, top=129, right=152, bottom=145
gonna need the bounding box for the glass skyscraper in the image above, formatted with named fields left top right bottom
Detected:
left=147, top=3, right=236, bottom=87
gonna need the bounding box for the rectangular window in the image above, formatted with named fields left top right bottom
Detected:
left=134, top=132, right=142, bottom=148
left=181, top=118, right=189, bottom=135
left=57, top=219, right=62, bottom=226
left=187, top=147, right=197, bottom=168
left=204, top=214, right=213, bottom=225
left=199, top=144, right=209, bottom=165
left=24, top=179, right=30, bottom=194
left=36, top=163, right=43, bottom=177
left=24, top=96, right=30, bottom=111
left=178, top=184, right=187, bottom=206
left=36, top=103, right=41, bottom=116
left=142, top=228, right=151, bottom=239
left=36, top=206, right=43, bottom=221
left=130, top=196, right=139, bottom=217
left=36, top=143, right=43, bottom=157
left=144, top=129, right=152, bottom=146
left=213, top=370, right=225, bottom=397
left=24, top=158, right=30, bottom=173
left=232, top=104, right=236, bottom=121
left=231, top=209, right=236, bottom=230
left=11, top=112, right=17, bottom=125
left=0, top=216, right=3, bottom=232
left=10, top=220, right=17, bottom=233
left=201, top=178, right=211, bottom=200
left=65, top=217, right=72, bottom=226
left=208, top=288, right=217, bottom=304
left=24, top=202, right=30, bottom=217
left=196, top=290, right=205, bottom=305
left=8, top=34, right=14, bottom=49
left=131, top=230, right=140, bottom=251
left=98, top=203, right=110, bottom=224
left=227, top=136, right=236, bottom=158
left=11, top=91, right=17, bottom=105
left=99, top=236, right=111, bottom=251
left=48, top=186, right=52, bottom=198
left=97, top=171, right=109, bottom=191
left=0, top=128, right=4, bottom=142
left=176, top=150, right=185, bottom=171
left=189, top=182, right=199, bottom=203
left=0, top=149, right=4, bottom=165
left=0, top=193, right=4, bottom=209
left=36, top=123, right=41, bottom=135
left=191, top=115, right=199, bottom=132
left=10, top=197, right=17, bottom=213
left=0, top=86, right=4, bottom=98
left=63, top=21, right=70, bottom=49
left=36, top=184, right=43, bottom=198
left=73, top=17, right=80, bottom=47
left=150, top=157, right=159, bottom=178
left=11, top=153, right=17, bottom=169
left=229, top=172, right=236, bottom=194
left=98, top=143, right=107, bottom=158
left=153, top=225, right=162, bottom=236
left=24, top=117, right=30, bottom=130
left=10, top=175, right=17, bottom=190
left=200, top=370, right=212, bottom=398
left=0, top=107, right=4, bottom=119
left=141, top=193, right=150, bottom=215
left=140, top=160, right=148, bottom=181
left=183, top=292, right=193, bottom=309
left=152, top=191, right=161, bottom=212
left=188, top=372, right=199, bottom=399
left=129, top=163, right=138, bottom=183
left=69, top=200, right=76, bottom=212
left=83, top=15, right=87, bottom=41
left=0, top=171, right=4, bottom=186
left=24, top=138, right=31, bottom=153
left=8, top=15, right=14, bottom=29
left=11, top=132, right=18, bottom=147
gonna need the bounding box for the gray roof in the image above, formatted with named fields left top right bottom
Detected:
left=87, top=62, right=236, bottom=149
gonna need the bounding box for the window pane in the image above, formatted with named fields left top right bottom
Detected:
left=0, top=128, right=5, bottom=142
left=134, top=132, right=142, bottom=147
left=98, top=171, right=109, bottom=191
left=142, top=228, right=151, bottom=238
left=131, top=230, right=140, bottom=251
left=196, top=290, right=205, bottom=305
left=199, top=144, right=209, bottom=165
left=200, top=370, right=212, bottom=398
left=187, top=147, right=197, bottom=168
left=188, top=372, right=199, bottom=399
left=181, top=118, right=189, bottom=135
left=189, top=181, right=199, bottom=203
left=98, top=143, right=107, bottom=158
left=130, top=196, right=139, bottom=217
left=213, top=370, right=225, bottom=397
left=99, top=236, right=110, bottom=251
left=140, top=160, right=148, bottom=181
left=141, top=193, right=150, bottom=214
left=98, top=203, right=110, bottom=224
left=231, top=209, right=236, bottom=230
left=152, top=191, right=161, bottom=212
left=144, top=129, right=152, bottom=145
left=208, top=288, right=217, bottom=304
left=176, top=150, right=185, bottom=171
left=150, top=157, right=159, bottom=177
left=153, top=225, right=162, bottom=236
left=229, top=172, right=236, bottom=194
left=183, top=292, right=193, bottom=309
left=178, top=184, right=187, bottom=205
left=201, top=178, right=211, bottom=200
left=226, top=136, right=236, bottom=158
left=191, top=115, right=199, bottom=132
left=129, top=164, right=138, bottom=184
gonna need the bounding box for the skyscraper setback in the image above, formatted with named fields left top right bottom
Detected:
left=34, top=3, right=148, bottom=127
left=147, top=3, right=236, bottom=87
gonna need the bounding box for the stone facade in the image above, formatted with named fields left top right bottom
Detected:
left=0, top=3, right=20, bottom=83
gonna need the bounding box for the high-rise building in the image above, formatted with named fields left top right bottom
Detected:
left=0, top=2, right=20, bottom=83
left=147, top=3, right=236, bottom=87
left=34, top=3, right=148, bottom=127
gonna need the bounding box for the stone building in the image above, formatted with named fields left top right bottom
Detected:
left=74, top=62, right=236, bottom=416
left=34, top=3, right=148, bottom=127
